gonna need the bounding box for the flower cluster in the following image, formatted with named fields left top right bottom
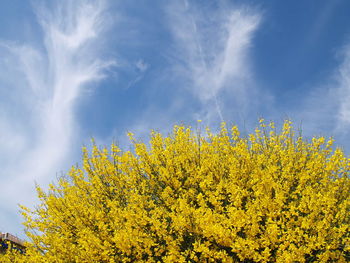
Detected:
left=2, top=120, right=350, bottom=262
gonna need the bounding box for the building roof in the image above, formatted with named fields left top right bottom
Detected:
left=0, top=232, right=25, bottom=247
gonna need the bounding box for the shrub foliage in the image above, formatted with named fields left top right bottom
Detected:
left=2, top=121, right=350, bottom=262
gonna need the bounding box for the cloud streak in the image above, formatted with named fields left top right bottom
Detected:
left=281, top=41, right=350, bottom=148
left=0, top=0, right=113, bottom=235
left=337, top=44, right=350, bottom=128
left=166, top=1, right=261, bottom=123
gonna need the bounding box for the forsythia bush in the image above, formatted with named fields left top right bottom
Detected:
left=2, top=120, right=350, bottom=262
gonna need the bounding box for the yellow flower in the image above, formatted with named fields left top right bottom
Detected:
left=3, top=120, right=349, bottom=262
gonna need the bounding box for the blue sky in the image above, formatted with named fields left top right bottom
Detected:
left=1, top=0, right=350, bottom=237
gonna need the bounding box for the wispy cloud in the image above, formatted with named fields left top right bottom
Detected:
left=136, top=59, right=149, bottom=72
left=284, top=42, right=350, bottom=144
left=126, top=59, right=149, bottom=89
left=0, top=0, right=113, bottom=234
left=337, top=44, right=350, bottom=129
left=166, top=0, right=262, bottom=123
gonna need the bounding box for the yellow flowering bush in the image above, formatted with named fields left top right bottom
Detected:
left=2, top=120, right=350, bottom=262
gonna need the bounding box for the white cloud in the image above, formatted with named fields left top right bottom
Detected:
left=126, top=59, right=149, bottom=89
left=281, top=42, right=350, bottom=146
left=0, top=0, right=113, bottom=235
left=136, top=59, right=149, bottom=72
left=337, top=44, right=350, bottom=128
left=166, top=1, right=262, bottom=123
